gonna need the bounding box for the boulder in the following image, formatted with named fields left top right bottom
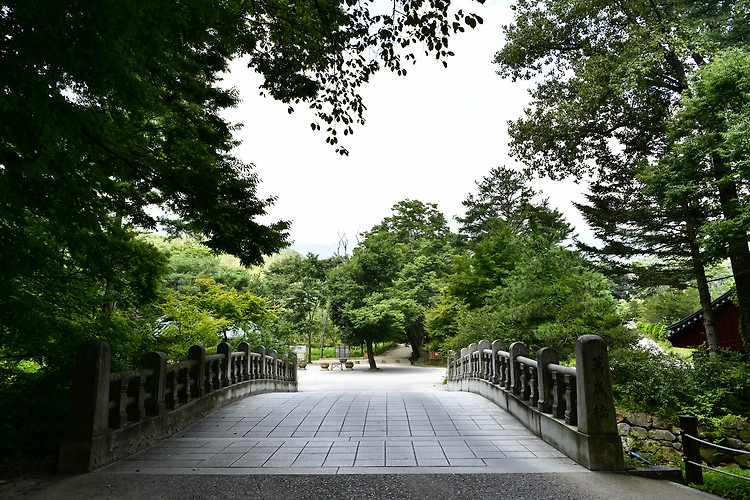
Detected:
left=630, top=426, right=648, bottom=439
left=649, top=429, right=677, bottom=442
left=627, top=412, right=653, bottom=427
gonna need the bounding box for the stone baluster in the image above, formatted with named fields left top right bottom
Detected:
left=508, top=342, right=527, bottom=396
left=254, top=346, right=267, bottom=379
left=564, top=373, right=577, bottom=425
left=188, top=345, right=207, bottom=397
left=269, top=349, right=278, bottom=380
left=217, top=342, right=231, bottom=386
left=528, top=364, right=538, bottom=407
left=144, top=352, right=166, bottom=417
left=238, top=343, right=250, bottom=381
left=491, top=340, right=506, bottom=385
left=467, top=343, right=478, bottom=377
left=551, top=371, right=565, bottom=419
left=477, top=340, right=490, bottom=380
left=536, top=347, right=559, bottom=414
left=109, top=375, right=127, bottom=427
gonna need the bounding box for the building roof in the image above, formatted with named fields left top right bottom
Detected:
left=665, top=290, right=734, bottom=340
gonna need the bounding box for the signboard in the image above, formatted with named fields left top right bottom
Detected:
left=291, top=345, right=306, bottom=361
left=335, top=345, right=350, bottom=360
left=428, top=351, right=442, bottom=360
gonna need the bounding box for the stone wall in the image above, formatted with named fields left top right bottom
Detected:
left=618, top=412, right=750, bottom=469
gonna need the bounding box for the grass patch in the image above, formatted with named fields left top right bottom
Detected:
left=688, top=467, right=750, bottom=500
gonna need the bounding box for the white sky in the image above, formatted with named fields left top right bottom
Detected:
left=220, top=1, right=590, bottom=254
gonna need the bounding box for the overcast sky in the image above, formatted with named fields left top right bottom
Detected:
left=220, top=1, right=590, bottom=256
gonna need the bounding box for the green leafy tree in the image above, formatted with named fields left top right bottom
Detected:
left=156, top=278, right=277, bottom=360
left=429, top=171, right=631, bottom=358
left=661, top=48, right=750, bottom=351
left=265, top=252, right=334, bottom=362
left=0, top=0, right=485, bottom=463
left=495, top=0, right=750, bottom=352
left=366, top=200, right=455, bottom=362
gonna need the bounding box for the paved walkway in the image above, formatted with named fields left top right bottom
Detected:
left=101, top=391, right=583, bottom=475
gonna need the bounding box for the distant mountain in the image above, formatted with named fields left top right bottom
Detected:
left=289, top=242, right=342, bottom=258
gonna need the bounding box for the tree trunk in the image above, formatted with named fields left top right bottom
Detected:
left=713, top=158, right=750, bottom=356
left=406, top=326, right=426, bottom=364
left=686, top=216, right=720, bottom=355
left=365, top=339, right=377, bottom=369
left=690, top=248, right=720, bottom=355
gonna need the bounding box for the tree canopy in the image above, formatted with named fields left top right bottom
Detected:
left=495, top=0, right=750, bottom=352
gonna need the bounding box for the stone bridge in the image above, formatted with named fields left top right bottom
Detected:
left=58, top=336, right=622, bottom=476
left=42, top=339, right=720, bottom=499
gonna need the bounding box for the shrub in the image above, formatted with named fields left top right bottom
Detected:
left=611, top=346, right=750, bottom=419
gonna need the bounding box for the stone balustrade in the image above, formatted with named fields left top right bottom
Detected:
left=447, top=335, right=624, bottom=471
left=58, top=340, right=297, bottom=472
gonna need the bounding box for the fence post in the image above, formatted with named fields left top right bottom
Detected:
left=575, top=335, right=617, bottom=435
left=478, top=339, right=491, bottom=380
left=269, top=349, right=278, bottom=379
left=680, top=414, right=703, bottom=485
left=238, top=342, right=250, bottom=381
left=575, top=335, right=623, bottom=470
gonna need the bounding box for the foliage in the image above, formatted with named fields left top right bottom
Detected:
left=688, top=467, right=750, bottom=500
left=611, top=347, right=750, bottom=418
left=436, top=243, right=633, bottom=360
left=148, top=236, right=265, bottom=295
left=495, top=0, right=750, bottom=353
left=0, top=0, right=483, bottom=467
left=155, top=279, right=277, bottom=360
left=430, top=169, right=630, bottom=360
left=327, top=200, right=455, bottom=365
left=640, top=288, right=700, bottom=326
left=265, top=252, right=335, bottom=362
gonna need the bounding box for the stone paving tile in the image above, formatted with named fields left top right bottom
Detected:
left=101, top=391, right=589, bottom=476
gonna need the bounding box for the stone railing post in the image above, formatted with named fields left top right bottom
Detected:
left=188, top=345, right=207, bottom=397
left=509, top=342, right=527, bottom=396
left=460, top=347, right=468, bottom=379
left=536, top=347, right=558, bottom=414
left=217, top=342, right=231, bottom=386
left=575, top=335, right=617, bottom=435
left=143, top=351, right=167, bottom=417
left=254, top=346, right=267, bottom=379
left=58, top=340, right=111, bottom=472
left=575, top=335, right=623, bottom=470
left=238, top=342, right=250, bottom=381
left=491, top=339, right=506, bottom=384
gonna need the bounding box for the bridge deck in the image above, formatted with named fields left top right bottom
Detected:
left=99, top=363, right=585, bottom=475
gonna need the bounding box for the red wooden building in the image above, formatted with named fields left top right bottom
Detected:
left=666, top=291, right=745, bottom=351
